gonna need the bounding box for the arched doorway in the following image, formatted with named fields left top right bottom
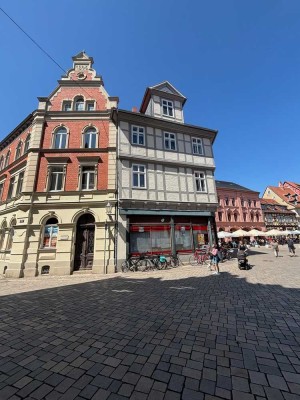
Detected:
left=74, top=213, right=95, bottom=271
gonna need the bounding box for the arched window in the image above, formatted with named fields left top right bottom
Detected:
left=15, top=142, right=23, bottom=160
left=75, top=97, right=84, bottom=111
left=24, top=134, right=31, bottom=153
left=42, top=217, right=58, bottom=248
left=234, top=213, right=238, bottom=222
left=0, top=156, right=4, bottom=171
left=256, top=213, right=260, bottom=222
left=6, top=218, right=16, bottom=251
left=83, top=127, right=97, bottom=149
left=53, top=127, right=67, bottom=149
left=4, top=151, right=10, bottom=168
left=227, top=212, right=231, bottom=222
left=250, top=213, right=254, bottom=222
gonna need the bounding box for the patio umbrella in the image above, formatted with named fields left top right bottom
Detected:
left=291, top=230, right=300, bottom=234
left=248, top=229, right=263, bottom=237
left=264, top=229, right=282, bottom=236
left=230, top=229, right=248, bottom=238
left=217, top=231, right=232, bottom=238
left=280, top=230, right=293, bottom=235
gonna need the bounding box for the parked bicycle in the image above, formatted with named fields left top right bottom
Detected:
left=189, top=249, right=211, bottom=266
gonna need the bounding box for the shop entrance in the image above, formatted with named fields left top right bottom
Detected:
left=74, top=213, right=95, bottom=271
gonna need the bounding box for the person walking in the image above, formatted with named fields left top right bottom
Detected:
left=211, top=245, right=220, bottom=275
left=287, top=237, right=296, bottom=257
left=271, top=239, right=279, bottom=257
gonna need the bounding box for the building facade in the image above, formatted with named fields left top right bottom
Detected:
left=260, top=198, right=298, bottom=231
left=215, top=181, right=265, bottom=232
left=114, top=82, right=218, bottom=266
left=0, top=52, right=117, bottom=278
left=263, top=182, right=300, bottom=227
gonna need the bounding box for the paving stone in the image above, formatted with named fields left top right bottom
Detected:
left=200, top=378, right=215, bottom=395
left=182, top=388, right=204, bottom=399
left=168, top=374, right=185, bottom=392
left=264, top=386, right=285, bottom=400
left=267, top=374, right=289, bottom=391
left=232, top=376, right=250, bottom=393
left=232, top=390, right=255, bottom=400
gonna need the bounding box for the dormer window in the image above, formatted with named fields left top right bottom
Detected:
left=63, top=101, right=72, bottom=111
left=75, top=97, right=84, bottom=111
left=162, top=99, right=174, bottom=117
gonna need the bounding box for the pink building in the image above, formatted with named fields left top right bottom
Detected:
left=215, top=181, right=265, bottom=232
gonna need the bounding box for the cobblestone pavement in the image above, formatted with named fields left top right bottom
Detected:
left=0, top=246, right=300, bottom=400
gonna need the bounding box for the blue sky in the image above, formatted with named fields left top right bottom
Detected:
left=1, top=0, right=299, bottom=195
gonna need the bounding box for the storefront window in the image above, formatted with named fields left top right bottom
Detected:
left=130, top=225, right=171, bottom=255
left=192, top=225, right=208, bottom=248
left=175, top=225, right=193, bottom=252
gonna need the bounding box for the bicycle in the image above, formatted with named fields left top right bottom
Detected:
left=121, top=254, right=151, bottom=272
left=189, top=250, right=211, bottom=266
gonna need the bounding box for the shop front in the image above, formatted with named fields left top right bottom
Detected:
left=127, top=213, right=216, bottom=256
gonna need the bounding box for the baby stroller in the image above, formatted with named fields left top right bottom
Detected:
left=237, top=250, right=250, bottom=270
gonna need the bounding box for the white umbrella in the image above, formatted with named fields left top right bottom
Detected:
left=248, top=229, right=263, bottom=237
left=217, top=231, right=232, bottom=238
left=291, top=230, right=300, bottom=234
left=280, top=230, right=293, bottom=235
left=264, top=229, right=282, bottom=236
left=231, top=229, right=248, bottom=238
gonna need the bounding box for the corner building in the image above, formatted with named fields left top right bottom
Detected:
left=1, top=52, right=117, bottom=278
left=114, top=82, right=218, bottom=266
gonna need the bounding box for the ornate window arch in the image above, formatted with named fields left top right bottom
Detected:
left=4, top=151, right=10, bottom=168
left=227, top=212, right=232, bottom=222
left=42, top=217, right=59, bottom=248
left=74, top=96, right=85, bottom=111
left=0, top=156, right=4, bottom=171
left=24, top=134, right=31, bottom=153
left=82, top=126, right=98, bottom=149
left=15, top=141, right=23, bottom=160
left=52, top=126, right=68, bottom=149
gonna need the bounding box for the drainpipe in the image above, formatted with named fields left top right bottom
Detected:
left=170, top=216, right=176, bottom=257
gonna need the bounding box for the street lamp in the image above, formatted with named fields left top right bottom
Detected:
left=106, top=202, right=113, bottom=216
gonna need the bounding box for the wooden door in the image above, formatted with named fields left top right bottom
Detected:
left=74, top=214, right=95, bottom=271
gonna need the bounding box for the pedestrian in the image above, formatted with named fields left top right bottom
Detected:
left=287, top=237, right=296, bottom=257
left=211, top=245, right=220, bottom=275
left=271, top=239, right=279, bottom=257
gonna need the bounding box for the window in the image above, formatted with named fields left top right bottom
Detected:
left=75, top=97, right=84, bottom=111
left=131, top=126, right=145, bottom=146
left=232, top=198, right=235, bottom=206
left=24, top=135, right=30, bottom=153
left=42, top=217, right=58, bottom=248
left=250, top=213, right=254, bottom=222
left=49, top=166, right=64, bottom=191
left=53, top=127, right=67, bottom=149
left=0, top=156, right=3, bottom=171
left=4, top=152, right=10, bottom=168
left=256, top=213, right=259, bottom=222
left=228, top=213, right=231, bottom=222
left=253, top=200, right=256, bottom=207
left=248, top=199, right=251, bottom=206
left=164, top=132, right=176, bottom=151
left=218, top=212, right=222, bottom=221
left=243, top=213, right=247, bottom=222
left=0, top=182, right=4, bottom=201
left=16, top=171, right=24, bottom=196
left=83, top=128, right=97, bottom=149
left=132, top=164, right=146, bottom=188
left=195, top=172, right=206, bottom=192
left=63, top=101, right=72, bottom=111
left=7, top=176, right=16, bottom=200
left=87, top=102, right=95, bottom=111
left=162, top=99, right=174, bottom=117
left=234, top=213, right=238, bottom=222
left=81, top=166, right=95, bottom=190
left=15, top=142, right=22, bottom=160
left=225, top=197, right=229, bottom=206
left=192, top=138, right=204, bottom=155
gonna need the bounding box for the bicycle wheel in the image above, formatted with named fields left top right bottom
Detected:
left=121, top=261, right=129, bottom=273
left=170, top=256, right=179, bottom=268
left=136, top=259, right=150, bottom=272
left=189, top=255, right=199, bottom=266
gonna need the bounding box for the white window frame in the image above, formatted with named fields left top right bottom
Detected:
left=42, top=218, right=59, bottom=249
left=131, top=125, right=145, bottom=146
left=16, top=171, right=24, bottom=196
left=83, top=128, right=98, bottom=149
left=48, top=165, right=65, bottom=192
left=132, top=164, right=146, bottom=189
left=15, top=141, right=23, bottom=160
left=53, top=128, right=68, bottom=149
left=74, top=97, right=85, bottom=111
left=80, top=165, right=96, bottom=191
left=162, top=99, right=174, bottom=117
left=194, top=171, right=207, bottom=193
left=63, top=101, right=72, bottom=111
left=0, top=180, right=5, bottom=202
left=164, top=132, right=177, bottom=151
left=7, top=176, right=16, bottom=200
left=24, top=134, right=31, bottom=153
left=192, top=137, right=204, bottom=155
left=86, top=101, right=95, bottom=111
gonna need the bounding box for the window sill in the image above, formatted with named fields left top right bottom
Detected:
left=132, top=187, right=147, bottom=190
left=39, top=248, right=57, bottom=253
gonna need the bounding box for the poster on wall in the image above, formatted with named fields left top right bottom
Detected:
left=197, top=233, right=205, bottom=245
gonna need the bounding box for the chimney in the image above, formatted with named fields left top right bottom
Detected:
left=132, top=106, right=138, bottom=113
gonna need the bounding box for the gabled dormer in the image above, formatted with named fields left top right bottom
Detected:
left=140, top=81, right=186, bottom=123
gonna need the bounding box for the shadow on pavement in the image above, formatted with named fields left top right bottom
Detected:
left=0, top=269, right=300, bottom=399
